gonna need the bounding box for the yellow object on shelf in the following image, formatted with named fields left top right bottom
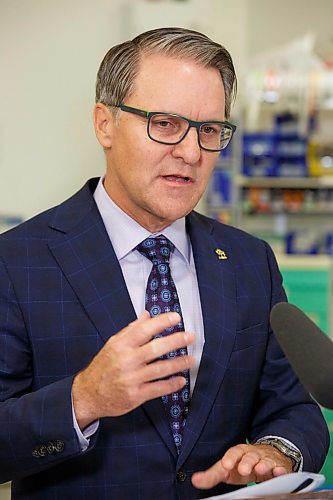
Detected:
left=308, top=142, right=333, bottom=177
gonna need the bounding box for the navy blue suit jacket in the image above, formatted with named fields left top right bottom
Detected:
left=0, top=178, right=329, bottom=499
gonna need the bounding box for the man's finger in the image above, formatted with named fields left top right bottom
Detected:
left=141, top=353, right=195, bottom=383
left=192, top=445, right=257, bottom=489
left=191, top=460, right=230, bottom=490
left=237, top=451, right=261, bottom=476
left=120, top=311, right=183, bottom=346
left=220, top=444, right=249, bottom=470
left=140, top=330, right=195, bottom=363
left=142, top=376, right=189, bottom=401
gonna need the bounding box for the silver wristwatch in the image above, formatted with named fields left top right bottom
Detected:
left=255, top=438, right=302, bottom=472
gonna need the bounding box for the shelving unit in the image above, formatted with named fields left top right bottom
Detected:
left=236, top=175, right=333, bottom=188
left=205, top=114, right=243, bottom=228
left=237, top=168, right=333, bottom=249
left=205, top=53, right=333, bottom=257
left=205, top=153, right=239, bottom=227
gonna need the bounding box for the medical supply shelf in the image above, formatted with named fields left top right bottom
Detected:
left=205, top=56, right=333, bottom=255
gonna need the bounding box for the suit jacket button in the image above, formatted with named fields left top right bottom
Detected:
left=177, top=470, right=187, bottom=482
left=54, top=440, right=65, bottom=453
left=38, top=445, right=47, bottom=457
left=47, top=442, right=55, bottom=454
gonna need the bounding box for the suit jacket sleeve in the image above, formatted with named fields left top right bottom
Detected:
left=0, top=257, right=89, bottom=482
left=248, top=240, right=329, bottom=470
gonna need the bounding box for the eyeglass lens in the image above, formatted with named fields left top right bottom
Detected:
left=148, top=114, right=232, bottom=150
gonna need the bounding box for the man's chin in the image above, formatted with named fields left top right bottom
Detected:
left=158, top=205, right=196, bottom=223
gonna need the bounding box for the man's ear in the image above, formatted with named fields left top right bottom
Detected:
left=93, top=103, right=115, bottom=148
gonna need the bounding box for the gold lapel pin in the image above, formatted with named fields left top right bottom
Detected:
left=215, top=249, right=228, bottom=260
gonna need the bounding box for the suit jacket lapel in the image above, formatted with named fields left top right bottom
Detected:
left=48, top=179, right=137, bottom=343
left=178, top=212, right=237, bottom=466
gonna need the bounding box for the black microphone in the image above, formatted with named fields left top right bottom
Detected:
left=270, top=302, right=333, bottom=409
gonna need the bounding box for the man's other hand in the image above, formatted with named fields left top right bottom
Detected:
left=191, top=443, right=294, bottom=489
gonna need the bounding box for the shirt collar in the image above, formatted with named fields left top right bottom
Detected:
left=93, top=177, right=190, bottom=263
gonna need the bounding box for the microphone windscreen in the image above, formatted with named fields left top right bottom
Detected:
left=270, top=302, right=333, bottom=409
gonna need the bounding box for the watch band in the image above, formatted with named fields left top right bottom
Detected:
left=254, top=438, right=302, bottom=472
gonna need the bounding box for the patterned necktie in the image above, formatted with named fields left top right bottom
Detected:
left=136, top=235, right=190, bottom=452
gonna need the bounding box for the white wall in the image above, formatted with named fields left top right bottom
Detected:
left=246, top=0, right=333, bottom=60
left=0, top=0, right=125, bottom=221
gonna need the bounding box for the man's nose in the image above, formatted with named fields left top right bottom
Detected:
left=171, top=127, right=201, bottom=164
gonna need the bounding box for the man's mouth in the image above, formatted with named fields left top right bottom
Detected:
left=162, top=175, right=192, bottom=183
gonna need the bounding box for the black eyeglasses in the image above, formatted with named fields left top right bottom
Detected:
left=115, top=104, right=236, bottom=152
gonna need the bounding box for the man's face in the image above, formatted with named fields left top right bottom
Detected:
left=99, top=53, right=226, bottom=232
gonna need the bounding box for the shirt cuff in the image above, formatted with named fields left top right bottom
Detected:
left=72, top=399, right=99, bottom=451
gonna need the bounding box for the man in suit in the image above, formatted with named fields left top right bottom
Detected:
left=0, top=27, right=329, bottom=499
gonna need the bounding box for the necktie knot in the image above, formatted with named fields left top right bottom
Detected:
left=136, top=236, right=174, bottom=265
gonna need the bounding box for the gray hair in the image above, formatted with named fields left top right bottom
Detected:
left=96, top=27, right=237, bottom=119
